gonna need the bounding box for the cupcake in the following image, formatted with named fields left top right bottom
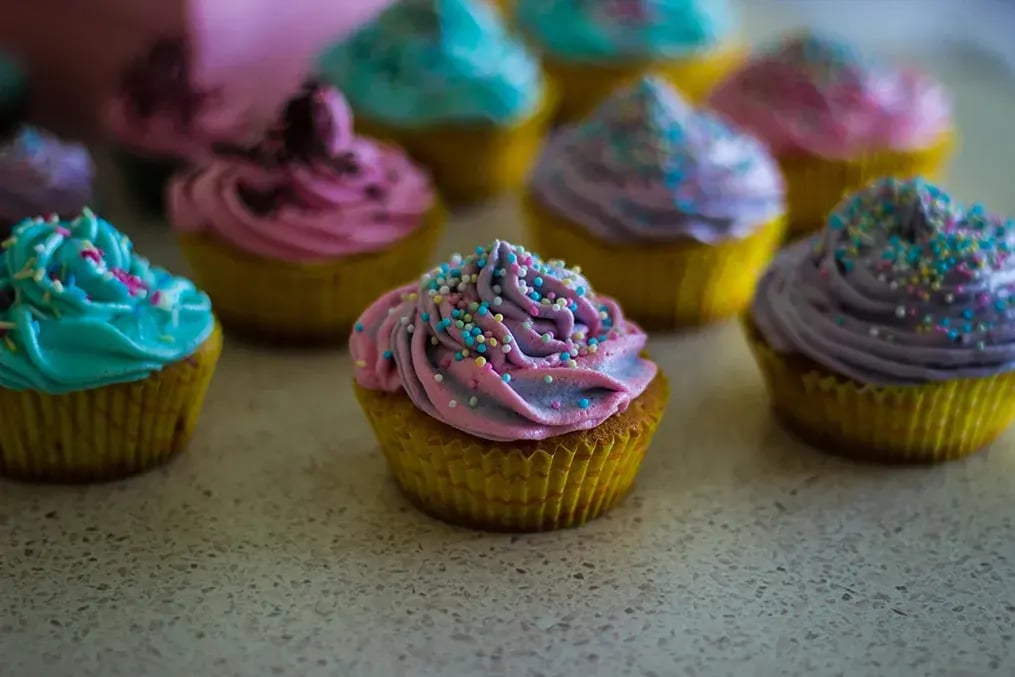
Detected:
left=0, top=126, right=95, bottom=235
left=317, top=0, right=554, bottom=204
left=106, top=37, right=255, bottom=214
left=709, top=34, right=954, bottom=237
left=351, top=239, right=669, bottom=531
left=169, top=82, right=443, bottom=343
left=525, top=77, right=785, bottom=328
left=0, top=209, right=222, bottom=481
left=516, top=0, right=742, bottom=122
left=0, top=50, right=27, bottom=135
left=746, top=178, right=1015, bottom=463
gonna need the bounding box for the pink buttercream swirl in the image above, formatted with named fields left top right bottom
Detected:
left=106, top=37, right=256, bottom=161
left=351, top=240, right=658, bottom=442
left=708, top=34, right=951, bottom=158
left=169, top=83, right=435, bottom=261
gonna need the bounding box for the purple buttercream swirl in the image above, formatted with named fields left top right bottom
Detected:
left=751, top=177, right=1015, bottom=385
left=529, top=77, right=784, bottom=244
left=0, top=127, right=94, bottom=231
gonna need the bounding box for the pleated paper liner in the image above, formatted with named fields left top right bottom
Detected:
left=352, top=86, right=558, bottom=205
left=742, top=318, right=1015, bottom=463
left=523, top=192, right=786, bottom=328
left=543, top=43, right=746, bottom=123
left=779, top=131, right=956, bottom=239
left=0, top=324, right=223, bottom=482
left=354, top=373, right=668, bottom=532
left=177, top=203, right=444, bottom=344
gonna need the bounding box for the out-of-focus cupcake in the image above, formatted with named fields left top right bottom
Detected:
left=106, top=37, right=256, bottom=214
left=525, top=77, right=785, bottom=327
left=318, top=0, right=554, bottom=204
left=0, top=209, right=222, bottom=481
left=0, top=126, right=94, bottom=235
left=0, top=50, right=27, bottom=135
left=746, top=178, right=1015, bottom=463
left=169, top=82, right=443, bottom=343
left=351, top=239, right=668, bottom=531
left=709, top=34, right=954, bottom=237
left=516, top=0, right=742, bottom=122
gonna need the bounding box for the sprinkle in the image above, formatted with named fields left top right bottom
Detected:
left=475, top=356, right=487, bottom=367
left=578, top=398, right=590, bottom=409
left=383, top=350, right=393, bottom=359
left=3, top=336, right=15, bottom=352
left=502, top=344, right=512, bottom=353
left=541, top=333, right=551, bottom=344
left=550, top=400, right=561, bottom=410
left=493, top=296, right=502, bottom=306
left=477, top=344, right=487, bottom=353
left=448, top=399, right=458, bottom=408
left=468, top=396, right=479, bottom=408
left=406, top=324, right=415, bottom=334
left=502, top=373, right=511, bottom=382
left=544, top=375, right=553, bottom=384
left=434, top=374, right=444, bottom=382
left=533, top=277, right=543, bottom=287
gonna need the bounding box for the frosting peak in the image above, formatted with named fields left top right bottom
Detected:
left=751, top=178, right=1015, bottom=385
left=708, top=33, right=951, bottom=157
left=516, top=0, right=735, bottom=62
left=529, top=76, right=784, bottom=243
left=169, top=85, right=435, bottom=262
left=0, top=209, right=215, bottom=393
left=318, top=0, right=543, bottom=127
left=351, top=240, right=657, bottom=441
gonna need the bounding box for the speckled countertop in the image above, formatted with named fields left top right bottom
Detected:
left=3, top=12, right=1015, bottom=677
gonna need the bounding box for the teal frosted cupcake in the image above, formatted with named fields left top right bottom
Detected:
left=516, top=0, right=743, bottom=121
left=317, top=0, right=556, bottom=203
left=0, top=50, right=27, bottom=136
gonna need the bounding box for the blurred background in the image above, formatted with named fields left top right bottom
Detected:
left=2, top=0, right=1013, bottom=139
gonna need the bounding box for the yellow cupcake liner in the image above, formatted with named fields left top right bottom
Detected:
left=177, top=204, right=444, bottom=343
left=353, top=88, right=557, bottom=205
left=0, top=324, right=223, bottom=482
left=780, top=131, right=956, bottom=238
left=544, top=43, right=745, bottom=123
left=523, top=193, right=786, bottom=328
left=743, top=319, right=1015, bottom=463
left=354, top=373, right=668, bottom=531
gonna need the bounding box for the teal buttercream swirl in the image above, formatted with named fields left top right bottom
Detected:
left=0, top=210, right=215, bottom=393
left=317, top=0, right=543, bottom=127
left=516, top=0, right=735, bottom=62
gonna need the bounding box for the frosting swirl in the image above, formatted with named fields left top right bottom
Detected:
left=708, top=34, right=951, bottom=157
left=516, top=0, right=735, bottom=62
left=752, top=178, right=1015, bottom=385
left=318, top=0, right=543, bottom=128
left=169, top=83, right=435, bottom=262
left=0, top=210, right=215, bottom=393
left=106, top=37, right=256, bottom=161
left=0, top=127, right=94, bottom=231
left=529, top=77, right=784, bottom=244
left=351, top=240, right=657, bottom=441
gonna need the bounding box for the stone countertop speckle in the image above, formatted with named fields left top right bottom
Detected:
left=2, top=10, right=1015, bottom=677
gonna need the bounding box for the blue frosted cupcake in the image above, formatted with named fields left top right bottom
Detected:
left=318, top=0, right=555, bottom=203
left=516, top=0, right=743, bottom=121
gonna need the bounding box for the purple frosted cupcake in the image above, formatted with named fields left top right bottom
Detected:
left=0, top=126, right=94, bottom=235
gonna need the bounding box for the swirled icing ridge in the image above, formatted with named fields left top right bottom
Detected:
left=351, top=240, right=657, bottom=441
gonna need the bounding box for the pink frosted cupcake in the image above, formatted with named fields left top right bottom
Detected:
left=168, top=82, right=444, bottom=342
left=105, top=37, right=256, bottom=214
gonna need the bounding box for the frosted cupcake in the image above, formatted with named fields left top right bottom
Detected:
left=318, top=0, right=554, bottom=204
left=525, top=77, right=785, bottom=327
left=0, top=126, right=94, bottom=235
left=516, top=0, right=742, bottom=122
left=747, top=178, right=1015, bottom=463
left=709, top=34, right=954, bottom=236
left=0, top=209, right=222, bottom=481
left=351, top=239, right=668, bottom=531
left=106, top=37, right=255, bottom=214
left=170, top=82, right=442, bottom=342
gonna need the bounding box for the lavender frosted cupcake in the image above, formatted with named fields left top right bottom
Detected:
left=746, top=177, right=1015, bottom=463
left=524, top=76, right=785, bottom=327
left=0, top=126, right=94, bottom=235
